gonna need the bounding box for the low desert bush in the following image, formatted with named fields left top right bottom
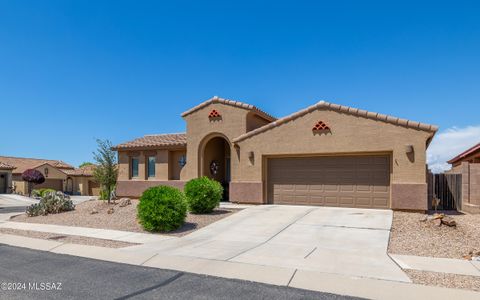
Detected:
left=184, top=177, right=223, bottom=214
left=31, top=188, right=56, bottom=198
left=26, top=191, right=75, bottom=217
left=137, top=186, right=187, bottom=232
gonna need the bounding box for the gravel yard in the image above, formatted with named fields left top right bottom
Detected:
left=0, top=228, right=137, bottom=248
left=405, top=269, right=480, bottom=291
left=388, top=211, right=480, bottom=259
left=11, top=200, right=240, bottom=237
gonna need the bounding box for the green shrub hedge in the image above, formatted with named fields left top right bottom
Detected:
left=184, top=176, right=223, bottom=214
left=137, top=186, right=187, bottom=232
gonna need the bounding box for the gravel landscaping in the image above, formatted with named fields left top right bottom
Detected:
left=405, top=269, right=480, bottom=291
left=11, top=199, right=240, bottom=237
left=0, top=228, right=137, bottom=248
left=388, top=211, right=480, bottom=259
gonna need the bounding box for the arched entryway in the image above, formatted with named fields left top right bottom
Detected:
left=200, top=135, right=231, bottom=201
left=65, top=177, right=74, bottom=195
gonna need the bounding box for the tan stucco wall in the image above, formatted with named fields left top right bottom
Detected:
left=0, top=170, right=13, bottom=193
left=118, top=149, right=186, bottom=182
left=450, top=162, right=480, bottom=213
left=235, top=108, right=432, bottom=208
left=183, top=103, right=252, bottom=181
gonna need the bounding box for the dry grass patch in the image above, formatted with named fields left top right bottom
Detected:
left=388, top=211, right=480, bottom=259
left=11, top=199, right=240, bottom=237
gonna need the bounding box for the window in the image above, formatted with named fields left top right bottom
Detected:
left=147, top=156, right=156, bottom=178
left=131, top=157, right=139, bottom=178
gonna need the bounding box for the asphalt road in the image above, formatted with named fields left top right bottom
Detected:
left=0, top=245, right=361, bottom=300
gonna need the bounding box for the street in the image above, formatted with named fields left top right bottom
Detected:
left=0, top=244, right=359, bottom=300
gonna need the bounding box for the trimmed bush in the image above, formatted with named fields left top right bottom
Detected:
left=184, top=176, right=223, bottom=214
left=26, top=191, right=75, bottom=217
left=137, top=186, right=187, bottom=232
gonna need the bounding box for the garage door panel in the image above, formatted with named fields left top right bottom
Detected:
left=268, top=155, right=391, bottom=209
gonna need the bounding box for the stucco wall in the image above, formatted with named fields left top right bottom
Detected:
left=451, top=162, right=480, bottom=213
left=183, top=103, right=251, bottom=181
left=235, top=108, right=432, bottom=208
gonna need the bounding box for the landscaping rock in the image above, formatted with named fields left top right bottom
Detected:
left=433, top=218, right=442, bottom=227
left=90, top=209, right=98, bottom=215
left=107, top=207, right=114, bottom=214
left=119, top=198, right=131, bottom=207
left=441, top=216, right=456, bottom=227
left=432, top=213, right=445, bottom=220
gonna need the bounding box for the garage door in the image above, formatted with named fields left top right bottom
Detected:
left=34, top=179, right=64, bottom=191
left=267, top=155, right=390, bottom=208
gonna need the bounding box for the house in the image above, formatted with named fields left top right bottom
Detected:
left=447, top=143, right=480, bottom=213
left=0, top=156, right=99, bottom=196
left=113, top=96, right=437, bottom=211
left=0, top=162, right=16, bottom=193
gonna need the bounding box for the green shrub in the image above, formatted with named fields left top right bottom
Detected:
left=26, top=191, right=75, bottom=217
left=137, top=186, right=187, bottom=232
left=184, top=176, right=223, bottom=214
left=31, top=188, right=56, bottom=198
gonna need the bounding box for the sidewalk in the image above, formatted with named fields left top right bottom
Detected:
left=0, top=233, right=479, bottom=300
left=390, top=254, right=480, bottom=277
left=0, top=221, right=175, bottom=244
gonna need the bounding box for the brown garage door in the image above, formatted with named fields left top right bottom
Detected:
left=267, top=155, right=390, bottom=208
left=34, top=179, right=63, bottom=191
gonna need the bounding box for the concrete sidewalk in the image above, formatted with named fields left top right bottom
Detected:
left=390, top=254, right=480, bottom=277
left=1, top=233, right=479, bottom=300
left=0, top=221, right=175, bottom=244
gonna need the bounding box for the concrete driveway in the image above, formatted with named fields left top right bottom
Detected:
left=128, top=205, right=409, bottom=282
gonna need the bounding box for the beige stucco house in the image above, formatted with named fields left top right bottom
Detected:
left=113, top=96, right=438, bottom=211
left=447, top=143, right=480, bottom=213
left=0, top=156, right=99, bottom=196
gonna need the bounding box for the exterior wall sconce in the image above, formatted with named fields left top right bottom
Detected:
left=178, top=155, right=187, bottom=167
left=248, top=151, right=254, bottom=165
left=405, top=145, right=414, bottom=154
left=44, top=168, right=49, bottom=177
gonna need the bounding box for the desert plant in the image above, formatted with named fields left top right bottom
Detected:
left=32, top=188, right=56, bottom=198
left=93, top=139, right=118, bottom=204
left=22, top=169, right=45, bottom=196
left=79, top=162, right=94, bottom=168
left=26, top=191, right=75, bottom=217
left=184, top=176, right=223, bottom=214
left=137, top=186, right=187, bottom=232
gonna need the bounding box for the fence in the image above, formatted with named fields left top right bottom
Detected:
left=429, top=173, right=462, bottom=210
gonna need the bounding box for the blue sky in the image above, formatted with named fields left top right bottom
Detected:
left=1, top=1, right=479, bottom=169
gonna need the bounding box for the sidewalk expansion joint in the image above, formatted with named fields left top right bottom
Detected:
left=139, top=253, right=159, bottom=266
left=287, top=269, right=297, bottom=286
left=48, top=243, right=66, bottom=252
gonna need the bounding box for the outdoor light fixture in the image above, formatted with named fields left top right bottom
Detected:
left=405, top=144, right=414, bottom=154
left=248, top=151, right=254, bottom=159
left=178, top=155, right=187, bottom=167
left=44, top=168, right=49, bottom=177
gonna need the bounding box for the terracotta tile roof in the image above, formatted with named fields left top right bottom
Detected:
left=63, top=165, right=96, bottom=177
left=233, top=100, right=438, bottom=143
left=448, top=143, right=480, bottom=164
left=112, top=133, right=187, bottom=150
left=0, top=162, right=16, bottom=170
left=0, top=156, right=74, bottom=174
left=181, top=96, right=276, bottom=122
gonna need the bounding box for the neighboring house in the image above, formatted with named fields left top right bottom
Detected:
left=0, top=156, right=99, bottom=196
left=447, top=143, right=480, bottom=213
left=0, top=162, right=16, bottom=193
left=113, top=96, right=437, bottom=211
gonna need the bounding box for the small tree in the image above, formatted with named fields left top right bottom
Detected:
left=79, top=162, right=94, bottom=168
left=22, top=169, right=45, bottom=196
left=93, top=139, right=118, bottom=204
